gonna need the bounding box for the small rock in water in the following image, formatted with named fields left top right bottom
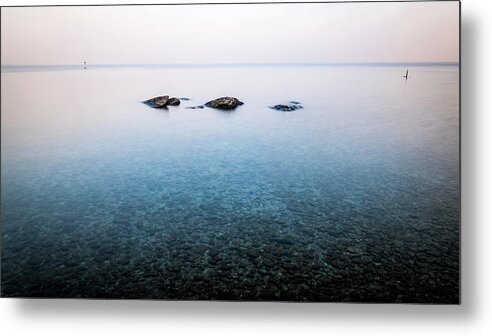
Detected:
left=196, top=244, right=207, bottom=254
left=179, top=97, right=191, bottom=101
left=205, top=97, right=244, bottom=110
left=203, top=268, right=218, bottom=278
left=186, top=105, right=205, bottom=109
left=220, top=263, right=233, bottom=271
left=414, top=223, right=428, bottom=232
left=347, top=246, right=360, bottom=254
left=270, top=103, right=303, bottom=112
left=143, top=95, right=181, bottom=108
left=167, top=97, right=181, bottom=106
left=273, top=247, right=285, bottom=256
left=283, top=263, right=296, bottom=270
left=143, top=95, right=169, bottom=108
left=247, top=249, right=260, bottom=259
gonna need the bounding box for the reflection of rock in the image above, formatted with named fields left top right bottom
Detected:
left=186, top=105, right=204, bottom=109
left=205, top=97, right=244, bottom=110
left=143, top=95, right=169, bottom=108
left=143, top=95, right=180, bottom=108
left=270, top=102, right=303, bottom=112
left=167, top=97, right=181, bottom=106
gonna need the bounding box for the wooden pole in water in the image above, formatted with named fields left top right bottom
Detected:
left=404, top=69, right=408, bottom=79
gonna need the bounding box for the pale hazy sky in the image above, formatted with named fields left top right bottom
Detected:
left=1, top=2, right=459, bottom=65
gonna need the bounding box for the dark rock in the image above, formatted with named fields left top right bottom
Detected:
left=205, top=97, right=244, bottom=110
left=347, top=246, right=360, bottom=254
left=276, top=235, right=296, bottom=245
left=144, top=271, right=160, bottom=278
left=283, top=263, right=296, bottom=270
left=180, top=97, right=191, bottom=101
left=167, top=98, right=181, bottom=106
left=247, top=249, right=260, bottom=259
left=220, top=263, right=233, bottom=271
left=270, top=104, right=303, bottom=112
left=263, top=258, right=274, bottom=267
left=273, top=247, right=285, bottom=256
left=196, top=244, right=207, bottom=254
left=63, top=260, right=80, bottom=268
left=203, top=268, right=218, bottom=278
left=186, top=105, right=204, bottom=109
left=208, top=248, right=219, bottom=257
left=143, top=95, right=181, bottom=108
left=414, top=223, right=428, bottom=232
left=290, top=101, right=301, bottom=105
left=142, top=95, right=169, bottom=108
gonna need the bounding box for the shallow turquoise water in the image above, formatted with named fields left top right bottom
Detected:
left=1, top=64, right=459, bottom=302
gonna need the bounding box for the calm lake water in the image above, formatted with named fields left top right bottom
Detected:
left=1, top=64, right=459, bottom=302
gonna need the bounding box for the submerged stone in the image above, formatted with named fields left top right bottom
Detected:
left=347, top=246, right=361, bottom=254
left=270, top=103, right=303, bottom=112
left=205, top=97, right=244, bottom=110
left=247, top=249, right=260, bottom=259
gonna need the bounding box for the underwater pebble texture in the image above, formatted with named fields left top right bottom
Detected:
left=1, top=65, right=459, bottom=302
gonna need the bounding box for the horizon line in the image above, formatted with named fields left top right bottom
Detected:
left=1, top=61, right=460, bottom=67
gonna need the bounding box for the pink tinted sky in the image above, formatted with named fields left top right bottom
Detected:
left=1, top=2, right=459, bottom=65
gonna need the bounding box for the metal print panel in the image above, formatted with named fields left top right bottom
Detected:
left=0, top=1, right=460, bottom=303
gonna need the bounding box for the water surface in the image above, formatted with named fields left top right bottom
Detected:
left=1, top=64, right=459, bottom=302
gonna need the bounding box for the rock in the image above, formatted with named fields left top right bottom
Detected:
left=203, top=268, right=218, bottom=278
left=263, top=258, right=274, bottom=267
left=167, top=97, right=181, bottom=106
left=63, top=260, right=80, bottom=268
left=220, top=263, right=233, bottom=271
left=179, top=97, right=191, bottom=101
left=186, top=105, right=204, bottom=109
left=283, top=263, right=296, bottom=270
left=196, top=244, right=207, bottom=254
left=205, top=97, right=244, bottom=110
left=347, top=246, right=360, bottom=254
left=247, top=249, right=260, bottom=259
left=273, top=247, right=285, bottom=256
left=142, top=95, right=181, bottom=108
left=270, top=103, right=303, bottom=112
left=276, top=235, right=296, bottom=245
left=208, top=248, right=219, bottom=257
left=143, top=95, right=169, bottom=108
